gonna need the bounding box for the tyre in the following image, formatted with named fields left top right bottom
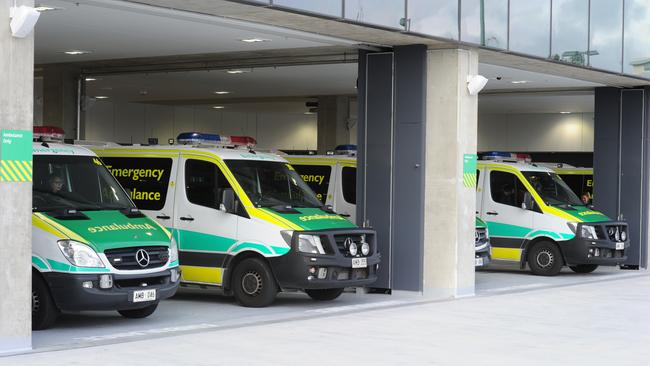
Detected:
left=32, top=274, right=59, bottom=330
left=232, top=257, right=278, bottom=307
left=118, top=303, right=158, bottom=319
left=569, top=264, right=599, bottom=274
left=527, top=241, right=563, bottom=276
left=305, top=288, right=344, bottom=301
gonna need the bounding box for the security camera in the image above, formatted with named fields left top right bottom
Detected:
left=466, top=75, right=488, bottom=96
left=10, top=5, right=40, bottom=38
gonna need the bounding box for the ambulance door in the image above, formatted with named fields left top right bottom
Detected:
left=334, top=163, right=356, bottom=222
left=174, top=157, right=238, bottom=285
left=101, top=154, right=178, bottom=229
left=480, top=169, right=534, bottom=262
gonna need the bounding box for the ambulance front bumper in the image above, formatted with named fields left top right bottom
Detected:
left=559, top=222, right=629, bottom=266
left=270, top=228, right=381, bottom=290
left=43, top=268, right=180, bottom=311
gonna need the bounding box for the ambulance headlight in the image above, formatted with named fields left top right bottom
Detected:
left=57, top=240, right=104, bottom=268
left=297, top=234, right=326, bottom=255
left=580, top=225, right=598, bottom=240
left=169, top=237, right=179, bottom=263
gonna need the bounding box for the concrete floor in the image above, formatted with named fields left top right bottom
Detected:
left=2, top=266, right=648, bottom=365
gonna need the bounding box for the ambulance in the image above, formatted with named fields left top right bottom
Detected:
left=538, top=163, right=594, bottom=204
left=89, top=133, right=380, bottom=307
left=30, top=127, right=179, bottom=330
left=286, top=145, right=491, bottom=268
left=477, top=152, right=628, bottom=275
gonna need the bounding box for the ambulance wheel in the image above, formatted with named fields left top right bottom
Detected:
left=527, top=241, right=563, bottom=276
left=118, top=304, right=158, bottom=319
left=32, top=274, right=59, bottom=330
left=305, top=288, right=344, bottom=301
left=232, top=258, right=278, bottom=307
left=569, top=264, right=599, bottom=274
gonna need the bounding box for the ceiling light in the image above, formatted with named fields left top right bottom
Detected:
left=213, top=91, right=230, bottom=95
left=226, top=69, right=250, bottom=74
left=94, top=96, right=109, bottom=100
left=212, top=106, right=225, bottom=109
left=511, top=80, right=529, bottom=84
left=560, top=111, right=572, bottom=114
left=34, top=5, right=62, bottom=12
left=64, top=50, right=92, bottom=55
left=304, top=112, right=316, bottom=115
left=240, top=38, right=271, bottom=43
left=85, top=77, right=97, bottom=82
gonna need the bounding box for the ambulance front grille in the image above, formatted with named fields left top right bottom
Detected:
left=104, top=246, right=169, bottom=270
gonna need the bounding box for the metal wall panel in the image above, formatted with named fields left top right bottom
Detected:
left=593, top=87, right=621, bottom=219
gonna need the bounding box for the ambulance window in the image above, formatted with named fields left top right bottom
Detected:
left=291, top=164, right=331, bottom=204
left=341, top=167, right=356, bottom=204
left=185, top=159, right=235, bottom=210
left=101, top=157, right=172, bottom=211
left=490, top=171, right=525, bottom=208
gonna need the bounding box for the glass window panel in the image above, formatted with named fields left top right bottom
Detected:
left=273, top=0, right=342, bottom=17
left=407, top=0, right=458, bottom=40
left=344, top=0, right=405, bottom=29
left=509, top=0, right=551, bottom=58
left=624, top=0, right=650, bottom=77
left=551, top=0, right=589, bottom=66
left=461, top=0, right=508, bottom=49
left=589, top=0, right=623, bottom=72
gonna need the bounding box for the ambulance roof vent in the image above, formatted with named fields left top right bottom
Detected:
left=33, top=126, right=65, bottom=143
left=177, top=132, right=257, bottom=149
left=481, top=151, right=532, bottom=163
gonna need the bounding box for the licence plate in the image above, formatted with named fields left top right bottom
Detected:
left=352, top=257, right=367, bottom=269
left=133, top=289, right=156, bottom=303
left=616, top=242, right=625, bottom=250
left=475, top=257, right=484, bottom=266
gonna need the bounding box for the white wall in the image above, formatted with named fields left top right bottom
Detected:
left=84, top=101, right=317, bottom=150
left=478, top=112, right=594, bottom=152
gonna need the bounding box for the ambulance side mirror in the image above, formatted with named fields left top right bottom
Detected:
left=221, top=188, right=236, bottom=214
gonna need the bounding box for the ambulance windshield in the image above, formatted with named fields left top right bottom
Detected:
left=32, top=155, right=134, bottom=212
left=522, top=171, right=583, bottom=207
left=226, top=160, right=323, bottom=209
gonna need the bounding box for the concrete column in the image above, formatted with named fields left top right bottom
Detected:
left=317, top=95, right=351, bottom=153
left=0, top=0, right=35, bottom=354
left=422, top=49, right=478, bottom=297
left=42, top=65, right=80, bottom=139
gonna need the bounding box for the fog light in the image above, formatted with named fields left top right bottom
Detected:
left=349, top=242, right=358, bottom=256
left=82, top=281, right=93, bottom=289
left=361, top=242, right=370, bottom=256
left=99, top=274, right=113, bottom=289
left=317, top=267, right=327, bottom=279
left=309, top=266, right=317, bottom=274
left=621, top=230, right=627, bottom=242
left=170, top=268, right=180, bottom=283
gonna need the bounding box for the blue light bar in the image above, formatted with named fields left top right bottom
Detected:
left=335, top=144, right=357, bottom=151
left=177, top=132, right=222, bottom=144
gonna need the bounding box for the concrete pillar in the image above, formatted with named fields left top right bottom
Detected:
left=0, top=0, right=35, bottom=354
left=317, top=95, right=351, bottom=153
left=42, top=65, right=80, bottom=139
left=422, top=49, right=478, bottom=297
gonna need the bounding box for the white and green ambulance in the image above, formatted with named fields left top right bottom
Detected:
left=477, top=152, right=628, bottom=275
left=286, top=145, right=492, bottom=268
left=90, top=133, right=380, bottom=307
left=31, top=127, right=180, bottom=330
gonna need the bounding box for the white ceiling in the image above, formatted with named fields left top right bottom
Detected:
left=35, top=0, right=357, bottom=64
left=36, top=0, right=600, bottom=114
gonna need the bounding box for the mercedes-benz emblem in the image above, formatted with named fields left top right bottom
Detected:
left=135, top=249, right=150, bottom=268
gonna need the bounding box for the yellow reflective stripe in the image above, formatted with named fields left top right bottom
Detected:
left=553, top=169, right=592, bottom=175
left=34, top=213, right=87, bottom=242
left=13, top=160, right=30, bottom=181
left=492, top=248, right=522, bottom=261
left=0, top=166, right=8, bottom=181
left=21, top=160, right=32, bottom=177
left=32, top=214, right=66, bottom=239
left=8, top=161, right=26, bottom=181
left=180, top=265, right=222, bottom=284
left=1, top=161, right=18, bottom=181
left=543, top=206, right=582, bottom=222
left=248, top=207, right=302, bottom=230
